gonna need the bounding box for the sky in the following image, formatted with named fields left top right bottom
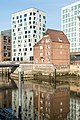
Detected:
left=0, top=0, right=80, bottom=31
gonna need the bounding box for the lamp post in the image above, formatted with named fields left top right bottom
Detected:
left=18, top=66, right=22, bottom=120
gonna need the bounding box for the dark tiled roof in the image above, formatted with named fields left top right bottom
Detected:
left=46, top=29, right=70, bottom=44
left=34, top=29, right=70, bottom=47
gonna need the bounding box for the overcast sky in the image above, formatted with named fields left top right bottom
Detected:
left=0, top=0, right=79, bottom=31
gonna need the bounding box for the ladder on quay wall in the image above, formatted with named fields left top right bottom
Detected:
left=0, top=108, right=19, bottom=120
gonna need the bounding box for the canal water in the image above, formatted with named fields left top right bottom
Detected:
left=0, top=76, right=80, bottom=120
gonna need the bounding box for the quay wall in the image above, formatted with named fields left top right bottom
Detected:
left=10, top=64, right=70, bottom=80
left=0, top=64, right=80, bottom=79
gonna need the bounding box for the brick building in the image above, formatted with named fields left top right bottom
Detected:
left=34, top=29, right=70, bottom=66
left=0, top=29, right=11, bottom=61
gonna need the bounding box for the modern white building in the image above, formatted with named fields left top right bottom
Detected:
left=61, top=1, right=80, bottom=53
left=11, top=8, right=46, bottom=62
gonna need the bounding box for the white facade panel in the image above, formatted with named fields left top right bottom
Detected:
left=61, top=1, right=80, bottom=52
left=12, top=8, right=46, bottom=62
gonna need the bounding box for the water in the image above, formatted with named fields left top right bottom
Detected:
left=0, top=76, right=80, bottom=120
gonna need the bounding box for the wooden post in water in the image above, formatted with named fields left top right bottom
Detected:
left=18, top=66, right=22, bottom=120
left=54, top=68, right=56, bottom=89
left=2, top=68, right=3, bottom=77
left=2, top=68, right=3, bottom=82
left=8, top=68, right=9, bottom=82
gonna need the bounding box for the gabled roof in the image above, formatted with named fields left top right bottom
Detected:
left=34, top=29, right=70, bottom=47
left=46, top=29, right=70, bottom=44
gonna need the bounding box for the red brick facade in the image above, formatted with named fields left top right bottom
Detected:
left=34, top=29, right=70, bottom=66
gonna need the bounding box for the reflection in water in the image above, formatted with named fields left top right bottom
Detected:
left=0, top=89, right=12, bottom=108
left=0, top=75, right=12, bottom=109
left=12, top=83, right=70, bottom=120
left=67, top=92, right=80, bottom=120
left=0, top=76, right=80, bottom=120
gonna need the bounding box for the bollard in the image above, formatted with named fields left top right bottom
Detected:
left=18, top=66, right=22, bottom=120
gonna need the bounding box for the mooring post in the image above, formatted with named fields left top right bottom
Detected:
left=2, top=68, right=3, bottom=77
left=8, top=68, right=9, bottom=82
left=54, top=68, right=56, bottom=89
left=18, top=66, right=22, bottom=120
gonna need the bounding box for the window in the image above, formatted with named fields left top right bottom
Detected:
left=25, top=31, right=27, bottom=34
left=43, top=24, right=45, bottom=27
left=33, top=12, right=36, bottom=15
left=34, top=17, right=36, bottom=20
left=40, top=46, right=43, bottom=49
left=33, top=26, right=36, bottom=29
left=60, top=45, right=62, bottom=48
left=20, top=15, right=22, bottom=18
left=29, top=43, right=31, bottom=46
left=29, top=17, right=31, bottom=20
left=24, top=18, right=26, bottom=21
left=4, top=46, right=6, bottom=49
left=41, top=58, right=44, bottom=63
left=60, top=51, right=62, bottom=54
left=39, top=14, right=41, bottom=17
left=13, top=33, right=16, bottom=36
left=19, top=49, right=21, bottom=51
left=24, top=27, right=27, bottom=30
left=18, top=28, right=20, bottom=31
left=21, top=57, right=23, bottom=61
left=34, top=30, right=36, bottom=33
left=14, top=25, right=16, bottom=28
left=30, top=48, right=32, bottom=51
left=29, top=21, right=31, bottom=24
left=17, top=20, right=19, bottom=23
left=46, top=39, right=50, bottom=43
left=43, top=16, right=46, bottom=19
left=25, top=35, right=27, bottom=38
left=43, top=28, right=45, bottom=31
left=30, top=12, right=32, bottom=15
left=17, top=57, right=19, bottom=61
left=36, top=58, right=38, bottom=63
left=28, top=31, right=30, bottom=33
left=13, top=17, right=14, bottom=19
left=13, top=58, right=15, bottom=61
left=13, top=29, right=14, bottom=32
left=16, top=16, right=19, bottom=19
left=39, top=19, right=41, bottom=22
left=33, top=21, right=35, bottom=24
left=13, top=49, right=16, bottom=52
left=25, top=48, right=27, bottom=51
left=30, top=26, right=32, bottom=28
left=58, top=38, right=62, bottom=42
left=24, top=14, right=27, bottom=17
left=40, top=53, right=43, bottom=56
left=39, top=27, right=41, bottom=30
left=35, top=39, right=37, bottom=42
left=60, top=108, right=63, bottom=112
left=30, top=56, right=33, bottom=61
left=28, top=39, right=30, bottom=42
left=60, top=102, right=63, bottom=106
left=33, top=34, right=35, bottom=37
left=24, top=52, right=26, bottom=55
left=19, top=23, right=22, bottom=27
left=8, top=52, right=11, bottom=57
